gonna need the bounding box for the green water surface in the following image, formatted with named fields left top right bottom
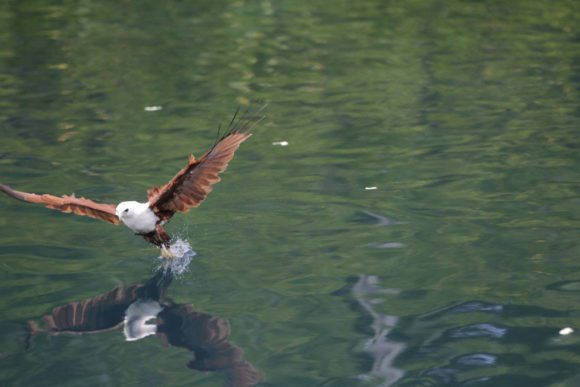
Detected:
left=0, top=0, right=579, bottom=386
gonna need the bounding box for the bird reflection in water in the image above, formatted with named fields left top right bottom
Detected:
left=25, top=266, right=261, bottom=387
left=351, top=275, right=405, bottom=386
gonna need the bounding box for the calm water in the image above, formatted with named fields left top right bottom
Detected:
left=1, top=1, right=579, bottom=386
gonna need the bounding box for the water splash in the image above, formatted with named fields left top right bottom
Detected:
left=155, top=238, right=197, bottom=275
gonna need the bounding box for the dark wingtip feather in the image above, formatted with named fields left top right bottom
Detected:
left=216, top=103, right=267, bottom=143
left=0, top=184, right=27, bottom=202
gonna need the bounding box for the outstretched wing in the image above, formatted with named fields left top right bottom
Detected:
left=0, top=184, right=119, bottom=225
left=147, top=107, right=263, bottom=221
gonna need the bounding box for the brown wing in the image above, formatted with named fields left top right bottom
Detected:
left=0, top=184, right=119, bottom=225
left=147, top=132, right=251, bottom=219
left=148, top=107, right=263, bottom=220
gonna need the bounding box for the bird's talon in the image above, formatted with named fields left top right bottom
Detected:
left=161, top=247, right=175, bottom=260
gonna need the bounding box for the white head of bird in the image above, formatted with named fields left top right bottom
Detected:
left=115, top=201, right=158, bottom=234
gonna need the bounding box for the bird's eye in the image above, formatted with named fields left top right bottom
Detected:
left=123, top=208, right=129, bottom=213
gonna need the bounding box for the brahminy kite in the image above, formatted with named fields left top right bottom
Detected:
left=0, top=108, right=263, bottom=256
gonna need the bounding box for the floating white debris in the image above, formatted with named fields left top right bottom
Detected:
left=560, top=327, right=574, bottom=335
left=144, top=106, right=163, bottom=112
left=373, top=242, right=404, bottom=249
left=272, top=141, right=288, bottom=146
left=365, top=186, right=378, bottom=190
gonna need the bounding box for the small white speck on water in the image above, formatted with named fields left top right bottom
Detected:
left=365, top=186, right=378, bottom=190
left=272, top=141, right=288, bottom=146
left=560, top=327, right=574, bottom=335
left=144, top=106, right=163, bottom=112
left=372, top=242, right=404, bottom=249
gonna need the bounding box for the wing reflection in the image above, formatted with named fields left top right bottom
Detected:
left=26, top=268, right=261, bottom=387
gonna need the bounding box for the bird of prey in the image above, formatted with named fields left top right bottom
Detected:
left=0, top=108, right=262, bottom=257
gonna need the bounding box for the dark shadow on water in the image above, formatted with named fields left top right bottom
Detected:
left=393, top=299, right=580, bottom=386
left=339, top=276, right=580, bottom=387
left=25, top=266, right=261, bottom=387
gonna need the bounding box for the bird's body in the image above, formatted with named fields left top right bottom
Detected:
left=0, top=107, right=263, bottom=254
